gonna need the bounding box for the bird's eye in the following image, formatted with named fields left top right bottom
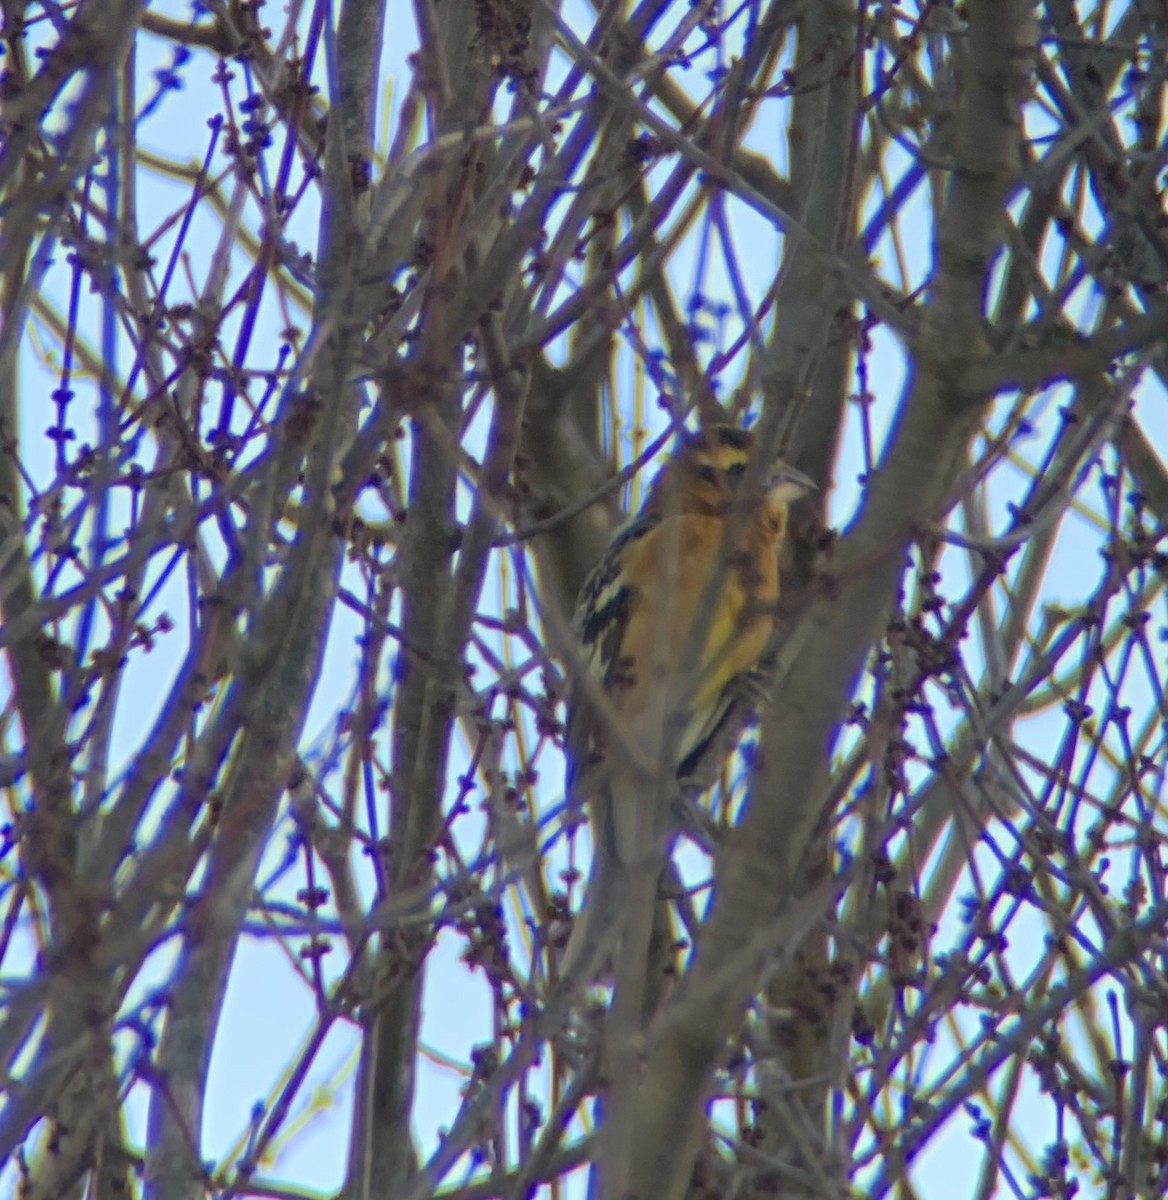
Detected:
left=698, top=461, right=748, bottom=486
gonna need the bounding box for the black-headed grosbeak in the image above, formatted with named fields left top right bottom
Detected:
left=560, top=424, right=814, bottom=982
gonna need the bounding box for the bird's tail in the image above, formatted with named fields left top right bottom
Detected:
left=558, top=815, right=630, bottom=985
left=557, top=781, right=675, bottom=997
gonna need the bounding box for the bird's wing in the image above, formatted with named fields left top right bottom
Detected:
left=559, top=511, right=662, bottom=983
left=566, top=510, right=662, bottom=806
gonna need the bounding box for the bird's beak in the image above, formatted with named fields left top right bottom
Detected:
left=766, top=462, right=817, bottom=504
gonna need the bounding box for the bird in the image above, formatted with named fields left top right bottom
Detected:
left=559, top=423, right=815, bottom=985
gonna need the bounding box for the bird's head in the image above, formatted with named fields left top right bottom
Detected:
left=644, top=424, right=815, bottom=522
